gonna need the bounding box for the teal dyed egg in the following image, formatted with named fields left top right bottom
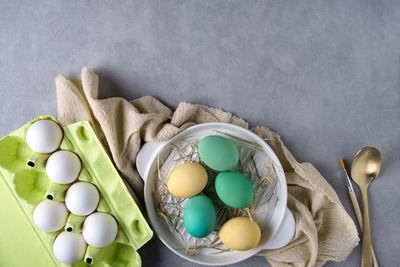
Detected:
left=183, top=194, right=216, bottom=238
left=198, top=135, right=239, bottom=171
left=215, top=171, right=254, bottom=208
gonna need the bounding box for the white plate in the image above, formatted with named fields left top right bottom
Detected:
left=136, top=122, right=295, bottom=265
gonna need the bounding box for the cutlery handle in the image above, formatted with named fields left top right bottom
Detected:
left=361, top=187, right=373, bottom=267
left=349, top=190, right=363, bottom=228
left=371, top=247, right=379, bottom=266
left=348, top=190, right=379, bottom=267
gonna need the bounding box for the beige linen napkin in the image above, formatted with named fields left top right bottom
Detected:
left=55, top=68, right=359, bottom=267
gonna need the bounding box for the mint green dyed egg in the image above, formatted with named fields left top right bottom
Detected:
left=183, top=194, right=216, bottom=238
left=198, top=135, right=239, bottom=171
left=215, top=171, right=254, bottom=208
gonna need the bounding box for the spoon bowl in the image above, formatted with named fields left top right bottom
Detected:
left=351, top=147, right=382, bottom=187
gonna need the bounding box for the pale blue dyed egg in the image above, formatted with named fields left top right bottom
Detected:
left=215, top=171, right=254, bottom=208
left=183, top=194, right=216, bottom=238
left=198, top=135, right=239, bottom=171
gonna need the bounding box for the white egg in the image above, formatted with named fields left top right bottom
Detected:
left=82, top=212, right=118, bottom=248
left=53, top=232, right=87, bottom=264
left=33, top=200, right=69, bottom=232
left=65, top=182, right=100, bottom=216
left=26, top=120, right=63, bottom=153
left=46, top=150, right=81, bottom=184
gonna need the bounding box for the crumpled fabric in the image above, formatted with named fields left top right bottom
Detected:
left=56, top=67, right=359, bottom=267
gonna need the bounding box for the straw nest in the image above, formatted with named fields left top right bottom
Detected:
left=153, top=131, right=280, bottom=256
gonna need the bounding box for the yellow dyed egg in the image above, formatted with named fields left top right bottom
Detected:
left=167, top=162, right=208, bottom=198
left=218, top=217, right=261, bottom=251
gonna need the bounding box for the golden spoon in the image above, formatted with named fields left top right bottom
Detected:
left=340, top=158, right=379, bottom=266
left=351, top=147, right=382, bottom=267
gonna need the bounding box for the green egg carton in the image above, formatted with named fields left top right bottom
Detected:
left=0, top=115, right=153, bottom=267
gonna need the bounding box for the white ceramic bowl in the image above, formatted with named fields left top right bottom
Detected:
left=136, top=122, right=295, bottom=265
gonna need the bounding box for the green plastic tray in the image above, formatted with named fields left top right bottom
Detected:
left=0, top=115, right=152, bottom=267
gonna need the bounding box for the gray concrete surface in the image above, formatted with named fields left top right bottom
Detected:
left=1, top=0, right=399, bottom=266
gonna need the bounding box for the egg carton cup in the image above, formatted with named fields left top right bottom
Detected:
left=0, top=115, right=153, bottom=267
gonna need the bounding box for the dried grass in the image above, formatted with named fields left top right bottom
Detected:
left=152, top=132, right=280, bottom=255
